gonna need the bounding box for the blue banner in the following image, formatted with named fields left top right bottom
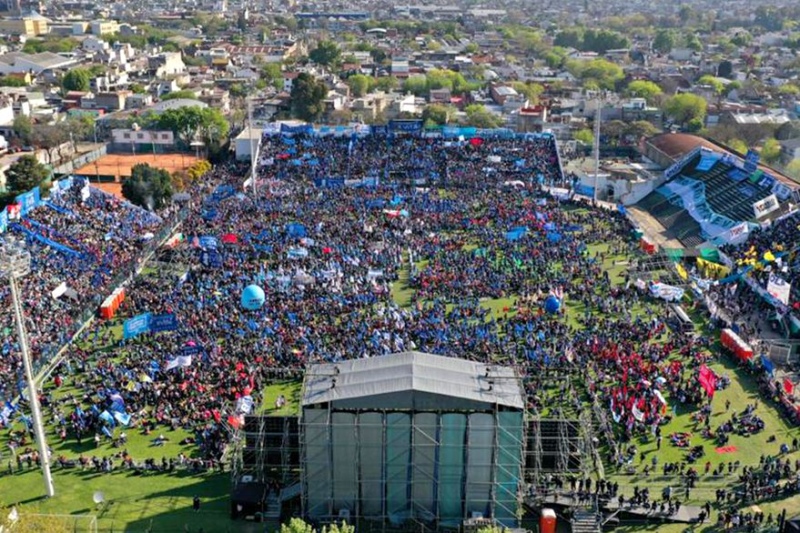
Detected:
left=149, top=313, right=178, bottom=333
left=371, top=125, right=388, bottom=136
left=281, top=123, right=313, bottom=135
left=200, top=249, right=223, bottom=268
left=0, top=210, right=6, bottom=233
left=15, top=187, right=41, bottom=216
left=198, top=236, right=218, bottom=249
left=10, top=223, right=83, bottom=258
left=123, top=313, right=151, bottom=340
left=389, top=119, right=423, bottom=133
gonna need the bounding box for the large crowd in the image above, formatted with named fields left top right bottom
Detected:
left=0, top=184, right=174, bottom=402
left=2, top=130, right=800, bottom=525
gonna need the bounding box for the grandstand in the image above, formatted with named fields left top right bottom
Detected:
left=0, top=177, right=176, bottom=402
left=636, top=134, right=798, bottom=248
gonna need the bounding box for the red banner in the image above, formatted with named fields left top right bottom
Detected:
left=698, top=364, right=717, bottom=398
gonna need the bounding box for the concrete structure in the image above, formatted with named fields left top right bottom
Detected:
left=301, top=351, right=525, bottom=527
left=0, top=15, right=48, bottom=36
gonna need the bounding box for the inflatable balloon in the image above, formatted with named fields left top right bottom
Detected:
left=543, top=295, right=561, bottom=314
left=241, top=284, right=266, bottom=310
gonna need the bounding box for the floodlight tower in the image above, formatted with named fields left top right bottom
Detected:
left=0, top=237, right=55, bottom=497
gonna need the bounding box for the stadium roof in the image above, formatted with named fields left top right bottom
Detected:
left=302, top=351, right=524, bottom=410
left=648, top=133, right=797, bottom=187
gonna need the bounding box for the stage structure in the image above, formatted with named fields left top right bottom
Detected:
left=301, top=351, right=526, bottom=528
left=228, top=356, right=594, bottom=527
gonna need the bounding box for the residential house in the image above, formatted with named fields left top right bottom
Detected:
left=148, top=52, right=186, bottom=78
left=197, top=88, right=231, bottom=114
left=282, top=71, right=299, bottom=93
left=429, top=88, right=451, bottom=104
left=81, top=91, right=131, bottom=112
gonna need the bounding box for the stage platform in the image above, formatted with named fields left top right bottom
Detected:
left=535, top=492, right=703, bottom=524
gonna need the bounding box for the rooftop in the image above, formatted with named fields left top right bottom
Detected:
left=302, top=351, right=524, bottom=411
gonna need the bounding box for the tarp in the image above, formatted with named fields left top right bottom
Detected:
left=505, top=227, right=527, bottom=241
left=149, top=314, right=178, bottom=333
left=286, top=223, right=307, bottom=238
left=123, top=313, right=151, bottom=340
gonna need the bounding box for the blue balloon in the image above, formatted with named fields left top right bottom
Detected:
left=241, top=285, right=266, bottom=310
left=543, top=295, right=561, bottom=314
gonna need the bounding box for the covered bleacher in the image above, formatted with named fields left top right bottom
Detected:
left=636, top=145, right=796, bottom=248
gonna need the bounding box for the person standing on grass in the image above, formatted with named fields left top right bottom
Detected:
left=193, top=495, right=200, bottom=512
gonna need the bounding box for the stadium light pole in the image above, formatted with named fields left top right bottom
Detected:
left=0, top=238, right=55, bottom=498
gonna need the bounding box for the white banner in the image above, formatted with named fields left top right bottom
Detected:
left=753, top=194, right=780, bottom=219
left=649, top=282, right=685, bottom=302
left=51, top=282, right=67, bottom=299
left=767, top=273, right=791, bottom=305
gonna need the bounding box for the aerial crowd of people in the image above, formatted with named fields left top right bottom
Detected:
left=1, top=129, right=799, bottom=525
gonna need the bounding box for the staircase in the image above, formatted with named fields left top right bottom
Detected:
left=571, top=509, right=602, bottom=533
left=263, top=495, right=281, bottom=519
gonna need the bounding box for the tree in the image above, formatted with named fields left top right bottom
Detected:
left=5, top=155, right=49, bottom=194
left=261, top=63, right=283, bottom=90
left=422, top=104, right=456, bottom=125
left=61, top=68, right=91, bottom=92
left=31, top=124, right=69, bottom=164
left=664, top=93, right=707, bottom=126
left=785, top=160, right=800, bottom=181
left=574, top=128, right=594, bottom=145
left=625, top=120, right=660, bottom=139
left=161, top=90, right=199, bottom=101
left=12, top=114, right=33, bottom=144
left=346, top=74, right=372, bottom=97
left=156, top=106, right=229, bottom=148
left=601, top=120, right=627, bottom=144
left=0, top=76, right=27, bottom=87
left=727, top=138, right=748, bottom=153
left=567, top=58, right=624, bottom=90
left=229, top=83, right=248, bottom=99
left=625, top=80, right=663, bottom=104
left=403, top=75, right=428, bottom=96
left=554, top=28, right=584, bottom=49
left=653, top=29, right=676, bottom=54
left=759, top=138, right=782, bottom=164
left=309, top=40, right=341, bottom=67
left=511, top=81, right=544, bottom=104
left=374, top=76, right=398, bottom=93
left=122, top=163, right=173, bottom=210
left=281, top=518, right=316, bottom=533
left=463, top=104, right=502, bottom=128
left=290, top=73, right=328, bottom=122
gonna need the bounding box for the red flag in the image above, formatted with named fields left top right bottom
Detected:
left=698, top=365, right=717, bottom=398
left=784, top=378, right=794, bottom=395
